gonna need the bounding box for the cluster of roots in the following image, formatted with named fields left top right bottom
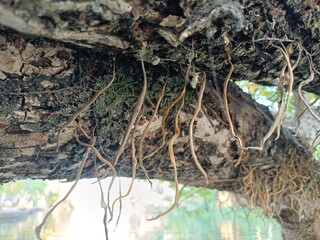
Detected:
left=226, top=38, right=320, bottom=222
left=35, top=51, right=209, bottom=239
left=236, top=149, right=320, bottom=222
left=35, top=38, right=320, bottom=239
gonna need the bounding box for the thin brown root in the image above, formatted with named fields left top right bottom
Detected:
left=294, top=97, right=319, bottom=136
left=114, top=178, right=123, bottom=231
left=35, top=146, right=92, bottom=240
left=189, top=74, right=209, bottom=185
left=202, top=103, right=229, bottom=127
left=56, top=58, right=116, bottom=151
left=139, top=83, right=167, bottom=186
left=76, top=131, right=117, bottom=221
left=248, top=44, right=292, bottom=149
left=112, top=58, right=147, bottom=167
left=148, top=82, right=186, bottom=221
left=224, top=44, right=296, bottom=151
left=107, top=58, right=147, bottom=221
left=94, top=157, right=109, bottom=240
left=298, top=72, right=320, bottom=122
left=234, top=148, right=245, bottom=166
left=273, top=44, right=295, bottom=140
left=111, top=107, right=145, bottom=216
left=143, top=79, right=187, bottom=160
left=223, top=55, right=244, bottom=149
left=75, top=137, right=116, bottom=174
left=107, top=174, right=117, bottom=222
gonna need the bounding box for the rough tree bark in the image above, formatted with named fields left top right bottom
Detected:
left=0, top=1, right=320, bottom=239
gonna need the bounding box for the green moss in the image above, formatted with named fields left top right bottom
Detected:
left=0, top=96, right=17, bottom=115
left=86, top=58, right=196, bottom=149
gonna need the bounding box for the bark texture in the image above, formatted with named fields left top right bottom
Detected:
left=0, top=1, right=320, bottom=239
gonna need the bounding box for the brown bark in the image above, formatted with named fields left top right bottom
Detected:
left=0, top=1, right=320, bottom=239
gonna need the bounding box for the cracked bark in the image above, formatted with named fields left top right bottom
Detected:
left=0, top=1, right=320, bottom=239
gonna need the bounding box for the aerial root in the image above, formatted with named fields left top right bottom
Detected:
left=35, top=143, right=93, bottom=240
left=104, top=57, right=147, bottom=221
left=38, top=56, right=151, bottom=237
left=38, top=83, right=119, bottom=239
left=189, top=74, right=209, bottom=185
left=237, top=149, right=317, bottom=220
left=297, top=70, right=319, bottom=122
left=223, top=54, right=245, bottom=149
left=93, top=157, right=109, bottom=240
left=148, top=81, right=187, bottom=221
left=75, top=135, right=116, bottom=174
left=224, top=38, right=320, bottom=222
left=222, top=39, right=320, bottom=152
left=143, top=77, right=188, bottom=160
left=295, top=96, right=319, bottom=136
left=42, top=37, right=319, bottom=236
left=112, top=58, right=148, bottom=167
left=139, top=82, right=167, bottom=187
left=110, top=107, right=145, bottom=221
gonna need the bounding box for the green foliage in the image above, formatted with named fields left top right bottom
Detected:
left=314, top=144, right=320, bottom=161
left=236, top=81, right=280, bottom=110
left=0, top=179, right=47, bottom=196
left=0, top=179, right=47, bottom=204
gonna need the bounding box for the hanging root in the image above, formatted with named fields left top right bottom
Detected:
left=297, top=68, right=319, bottom=123
left=69, top=56, right=147, bottom=223
left=100, top=57, right=148, bottom=221
left=223, top=54, right=245, bottom=149
left=35, top=144, right=93, bottom=240
left=112, top=58, right=147, bottom=167
left=223, top=41, right=302, bottom=152
left=139, top=82, right=167, bottom=186
left=110, top=107, right=145, bottom=220
left=143, top=78, right=188, bottom=161
left=189, top=74, right=209, bottom=185
left=93, top=157, right=109, bottom=240
left=148, top=81, right=186, bottom=221
left=38, top=58, right=119, bottom=238
left=295, top=96, right=319, bottom=136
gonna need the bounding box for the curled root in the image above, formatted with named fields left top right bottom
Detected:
left=35, top=145, right=92, bottom=240
left=237, top=149, right=316, bottom=221
left=223, top=42, right=298, bottom=151
left=112, top=58, right=147, bottom=167
left=139, top=82, right=167, bottom=186
left=143, top=79, right=188, bottom=161
left=110, top=107, right=145, bottom=220
left=189, top=74, right=209, bottom=185
left=223, top=55, right=245, bottom=149
left=94, top=157, right=109, bottom=240
left=149, top=81, right=186, bottom=221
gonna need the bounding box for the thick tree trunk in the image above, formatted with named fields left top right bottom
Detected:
left=0, top=1, right=320, bottom=239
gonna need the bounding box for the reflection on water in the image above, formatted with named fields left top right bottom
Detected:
left=0, top=179, right=282, bottom=240
left=0, top=212, right=40, bottom=240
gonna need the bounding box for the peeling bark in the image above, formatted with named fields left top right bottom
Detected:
left=0, top=1, right=320, bottom=239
